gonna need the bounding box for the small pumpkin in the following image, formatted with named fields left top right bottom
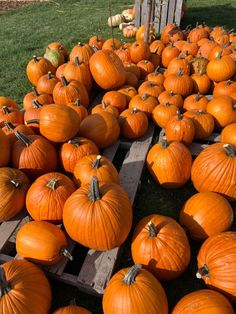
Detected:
left=53, top=305, right=92, bottom=314
left=206, top=52, right=236, bottom=82
left=191, top=72, right=211, bottom=94
left=69, top=42, right=94, bottom=64
left=129, top=94, right=158, bottom=118
left=152, top=102, right=179, bottom=128
left=36, top=71, right=59, bottom=95
left=0, top=128, right=11, bottom=167
left=184, top=110, right=214, bottom=139
left=164, top=56, right=190, bottom=77
left=0, top=106, right=23, bottom=125
left=129, top=41, right=151, bottom=63
left=221, top=123, right=236, bottom=146
left=118, top=85, right=137, bottom=103
left=0, top=96, right=18, bottom=109
left=162, top=44, right=180, bottom=68
left=23, top=87, right=53, bottom=110
left=46, top=42, right=68, bottom=60
left=138, top=81, right=164, bottom=98
left=213, top=79, right=236, bottom=97
left=125, top=71, right=139, bottom=88
left=23, top=100, right=43, bottom=134
left=89, top=35, right=104, bottom=50
left=123, top=25, right=138, bottom=38
left=26, top=55, right=55, bottom=86
left=149, top=40, right=165, bottom=55
left=2, top=121, right=35, bottom=144
left=124, top=62, right=141, bottom=79
left=183, top=93, right=209, bottom=111
left=187, top=25, right=209, bottom=43
left=158, top=90, right=183, bottom=108
left=115, top=46, right=131, bottom=63
left=137, top=60, right=154, bottom=79
left=91, top=102, right=119, bottom=118
left=164, top=69, right=193, bottom=97
left=146, top=67, right=165, bottom=85
left=66, top=99, right=88, bottom=122
left=44, top=47, right=65, bottom=68
left=102, top=91, right=127, bottom=113
left=102, top=38, right=122, bottom=51
left=108, top=14, right=125, bottom=27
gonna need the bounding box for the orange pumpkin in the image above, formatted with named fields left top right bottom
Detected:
left=137, top=60, right=154, bottom=79
left=158, top=91, right=183, bottom=108
left=53, top=305, right=92, bottom=314
left=124, top=71, right=139, bottom=88
left=191, top=72, right=211, bottom=94
left=164, top=69, right=193, bottom=97
left=221, top=123, right=236, bottom=146
left=0, top=106, right=23, bottom=125
left=164, top=57, right=190, bottom=77
left=146, top=67, right=165, bottom=85
left=161, top=44, right=180, bottom=68
left=184, top=110, right=214, bottom=139
left=0, top=96, right=18, bottom=109
left=206, top=53, right=236, bottom=82
left=66, top=99, right=88, bottom=122
left=2, top=122, right=35, bottom=144
left=123, top=62, right=141, bottom=79
left=149, top=40, right=165, bottom=55
left=102, top=38, right=122, bottom=51
left=183, top=93, right=209, bottom=111
left=129, top=94, right=158, bottom=118
left=89, top=35, right=104, bottom=50
left=129, top=41, right=151, bottom=63
left=0, top=128, right=10, bottom=167
left=23, top=87, right=53, bottom=110
left=213, top=79, right=236, bottom=97
left=36, top=71, right=59, bottom=95
left=69, top=42, right=94, bottom=64
left=152, top=102, right=178, bottom=128
left=26, top=56, right=55, bottom=86
left=187, top=26, right=209, bottom=43
left=117, top=85, right=137, bottom=103
left=138, top=81, right=164, bottom=98
left=92, top=102, right=119, bottom=118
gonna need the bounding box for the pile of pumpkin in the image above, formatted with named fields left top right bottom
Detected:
left=0, top=20, right=236, bottom=313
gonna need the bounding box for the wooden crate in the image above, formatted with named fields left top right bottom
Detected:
left=135, top=0, right=184, bottom=34
left=0, top=122, right=156, bottom=296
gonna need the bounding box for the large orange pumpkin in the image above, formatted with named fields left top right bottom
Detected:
left=147, top=139, right=192, bottom=188
left=0, top=259, right=52, bottom=314
left=183, top=93, right=209, bottom=111
left=206, top=53, right=236, bottom=82
left=197, top=231, right=236, bottom=301
left=0, top=128, right=10, bottom=167
left=69, top=42, right=94, bottom=64
left=184, top=110, right=215, bottom=139
left=164, top=69, right=193, bottom=97
left=131, top=214, right=190, bottom=281
left=180, top=192, right=233, bottom=241
left=191, top=143, right=236, bottom=200
left=63, top=176, right=132, bottom=250
left=152, top=102, right=178, bottom=128
left=103, top=264, right=168, bottom=314
left=129, top=94, right=158, bottom=118
left=221, top=123, right=236, bottom=146
left=53, top=305, right=92, bottom=314
left=129, top=41, right=151, bottom=63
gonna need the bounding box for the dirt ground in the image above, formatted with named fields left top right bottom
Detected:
left=0, top=0, right=48, bottom=11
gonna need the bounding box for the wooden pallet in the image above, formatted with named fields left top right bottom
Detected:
left=0, top=122, right=155, bottom=296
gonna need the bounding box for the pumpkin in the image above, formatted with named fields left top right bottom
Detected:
left=115, top=46, right=131, bottom=63
left=138, top=81, right=164, bottom=98
left=119, top=108, right=149, bottom=140
left=129, top=41, right=151, bottom=63
left=137, top=60, right=154, bottom=79
left=23, top=87, right=53, bottom=110
left=23, top=100, right=43, bottom=134
left=0, top=96, right=18, bottom=109
left=191, top=72, right=211, bottom=94
left=0, top=259, right=52, bottom=314
left=164, top=69, right=194, bottom=97
left=161, top=24, right=183, bottom=44
left=79, top=112, right=120, bottom=149
left=149, top=53, right=161, bottom=68
left=125, top=71, right=138, bottom=88
left=124, top=62, right=141, bottom=79
left=158, top=91, right=183, bottom=108
left=197, top=231, right=236, bottom=301
left=26, top=56, right=55, bottom=86
left=209, top=45, right=232, bottom=61
left=191, top=143, right=236, bottom=200
left=165, top=111, right=195, bottom=145
left=2, top=121, right=35, bottom=144
left=187, top=26, right=209, bottom=43
left=206, top=95, right=236, bottom=128
left=46, top=42, right=68, bottom=60
left=108, top=14, right=125, bottom=27
left=12, top=131, right=58, bottom=180
left=184, top=110, right=214, bottom=139
left=26, top=172, right=76, bottom=222
left=74, top=154, right=119, bottom=188
left=102, top=91, right=127, bottom=113
left=0, top=128, right=11, bottom=167
left=123, top=25, right=138, bottom=38
left=89, top=35, right=104, bottom=50
left=129, top=94, right=158, bottom=118
left=161, top=44, right=180, bottom=68
left=181, top=41, right=199, bottom=57
left=69, top=42, right=94, bottom=64
left=118, top=85, right=137, bottom=103
left=197, top=41, right=218, bottom=59
left=53, top=305, right=92, bottom=314
left=190, top=56, right=209, bottom=74
left=53, top=76, right=89, bottom=107
left=146, top=67, right=165, bottom=85
left=63, top=176, right=132, bottom=250
left=44, top=48, right=65, bottom=68
left=206, top=53, right=236, bottom=82
left=147, top=138, right=192, bottom=188
left=152, top=102, right=178, bottom=128
left=131, top=214, right=190, bottom=280
left=89, top=50, right=126, bottom=90
left=102, top=264, right=168, bottom=314
left=102, top=38, right=122, bottom=51
left=66, top=99, right=88, bottom=122
left=36, top=71, right=59, bottom=95
left=172, top=289, right=235, bottom=314
left=221, top=123, right=236, bottom=146
left=16, top=221, right=72, bottom=265
left=180, top=191, right=233, bottom=241
left=91, top=102, right=119, bottom=118
left=0, top=167, right=30, bottom=221
left=135, top=23, right=155, bottom=43
left=56, top=63, right=68, bottom=79
left=164, top=57, right=190, bottom=77
left=213, top=79, right=236, bottom=97
left=0, top=106, right=23, bottom=125
left=183, top=93, right=209, bottom=111
left=149, top=40, right=165, bottom=55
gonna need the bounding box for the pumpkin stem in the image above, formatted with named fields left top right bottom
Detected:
left=61, top=75, right=68, bottom=86
left=14, top=131, right=33, bottom=147
left=160, top=137, right=169, bottom=148
left=169, top=91, right=174, bottom=96
left=46, top=178, right=59, bottom=190
left=74, top=57, right=80, bottom=66
left=154, top=66, right=160, bottom=74
left=60, top=248, right=73, bottom=261
left=78, top=42, right=84, bottom=47
left=223, top=144, right=236, bottom=157
left=47, top=71, right=52, bottom=80
left=33, top=55, right=39, bottom=63
left=131, top=107, right=137, bottom=114
left=25, top=119, right=40, bottom=125
left=92, top=155, right=102, bottom=169
left=148, top=222, right=158, bottom=237
left=141, top=94, right=149, bottom=100
left=226, top=79, right=232, bottom=86
left=101, top=101, right=107, bottom=109
left=33, top=100, right=42, bottom=108
left=2, top=106, right=11, bottom=115
left=88, top=176, right=101, bottom=202
left=74, top=99, right=81, bottom=106
left=196, top=110, right=205, bottom=115
left=3, top=121, right=14, bottom=131
left=163, top=101, right=170, bottom=107
left=123, top=264, right=142, bottom=285
left=216, top=51, right=223, bottom=59
left=196, top=264, right=209, bottom=279
left=32, top=86, right=39, bottom=97
left=10, top=179, right=20, bottom=188
left=68, top=137, right=80, bottom=146
left=177, top=68, right=183, bottom=77
left=195, top=92, right=202, bottom=101
left=0, top=268, right=11, bottom=298
left=177, top=110, right=183, bottom=120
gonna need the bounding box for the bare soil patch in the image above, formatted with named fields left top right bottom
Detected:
left=0, top=0, right=48, bottom=11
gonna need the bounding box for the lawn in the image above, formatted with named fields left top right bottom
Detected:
left=1, top=0, right=236, bottom=313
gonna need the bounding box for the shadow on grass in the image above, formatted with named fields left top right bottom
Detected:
left=181, top=3, right=236, bottom=30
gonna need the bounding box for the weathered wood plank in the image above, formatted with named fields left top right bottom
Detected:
left=160, top=0, right=169, bottom=32
left=135, top=0, right=142, bottom=27
left=154, top=0, right=162, bottom=34
left=205, top=132, right=221, bottom=142
left=189, top=143, right=209, bottom=156
left=0, top=254, right=13, bottom=263
left=167, top=0, right=176, bottom=23
left=206, top=94, right=213, bottom=100
left=174, top=0, right=183, bottom=25
left=102, top=140, right=120, bottom=161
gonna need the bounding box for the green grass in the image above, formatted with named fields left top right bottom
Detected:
left=1, top=0, right=236, bottom=313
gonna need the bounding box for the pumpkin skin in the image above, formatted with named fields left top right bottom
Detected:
left=38, top=104, right=81, bottom=143
left=172, top=289, right=235, bottom=314
left=89, top=35, right=104, bottom=50
left=23, top=88, right=53, bottom=110
left=164, top=57, right=190, bottom=77
left=26, top=172, right=76, bottom=223
left=0, top=167, right=30, bottom=222
left=206, top=54, right=236, bottom=82
left=164, top=70, right=194, bottom=97
left=138, top=81, right=164, bottom=98
left=165, top=112, right=195, bottom=145
left=147, top=139, right=192, bottom=188
left=149, top=40, right=165, bottom=55
left=129, top=41, right=151, bottom=63
left=129, top=94, right=158, bottom=118
left=69, top=42, right=94, bottom=64
left=197, top=232, right=236, bottom=302
left=119, top=108, right=149, bottom=140
left=53, top=305, right=92, bottom=314
left=66, top=99, right=88, bottom=122
left=146, top=68, right=165, bottom=85
left=183, top=93, right=209, bottom=111
left=191, top=72, right=211, bottom=95
left=131, top=215, right=190, bottom=281
left=102, top=38, right=122, bottom=50
left=102, top=264, right=168, bottom=314
left=46, top=42, right=68, bottom=60
left=89, top=50, right=126, bottom=90
left=221, top=123, right=236, bottom=146
left=213, top=80, right=236, bottom=97
left=60, top=137, right=99, bottom=173
left=16, top=221, right=72, bottom=265
left=73, top=154, right=120, bottom=187
left=0, top=128, right=10, bottom=167
left=0, top=259, right=52, bottom=314
left=24, top=100, right=43, bottom=134
left=92, top=102, right=119, bottom=118
left=184, top=110, right=214, bottom=140
left=79, top=112, right=120, bottom=149
left=12, top=132, right=58, bottom=180
left=124, top=62, right=141, bottom=80
left=162, top=44, right=180, bottom=68
left=44, top=48, right=65, bottom=68
left=115, top=46, right=131, bottom=63
left=0, top=106, right=23, bottom=125
left=2, top=122, right=35, bottom=144
left=180, top=192, right=233, bottom=241
left=102, top=91, right=127, bottom=113
left=206, top=95, right=236, bottom=128
left=191, top=143, right=236, bottom=200
left=36, top=71, right=59, bottom=95
left=152, top=102, right=178, bottom=128
left=26, top=56, right=55, bottom=86
left=63, top=177, right=132, bottom=250
left=137, top=60, right=154, bottom=79
left=158, top=91, right=183, bottom=108
left=118, top=86, right=137, bottom=103
left=0, top=96, right=18, bottom=109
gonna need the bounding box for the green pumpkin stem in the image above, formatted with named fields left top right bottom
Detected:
left=148, top=222, right=158, bottom=237
left=60, top=248, right=73, bottom=261
left=46, top=178, right=59, bottom=190
left=32, top=86, right=39, bottom=97
left=2, top=106, right=11, bottom=115
left=88, top=176, right=101, bottom=201
left=92, top=155, right=102, bottom=169
left=0, top=268, right=11, bottom=298
left=223, top=144, right=235, bottom=157
left=61, top=75, right=68, bottom=86
left=123, top=264, right=142, bottom=285
left=169, top=91, right=174, bottom=96
left=196, top=264, right=209, bottom=279
left=216, top=51, right=223, bottom=59
left=160, top=137, right=169, bottom=148
left=163, top=101, right=170, bottom=107
left=47, top=71, right=52, bottom=80
left=131, top=107, right=137, bottom=114
left=3, top=121, right=14, bottom=131
left=101, top=101, right=107, bottom=109
left=33, top=55, right=39, bottom=63
left=14, top=131, right=33, bottom=147
left=33, top=100, right=42, bottom=108
left=226, top=79, right=232, bottom=86
left=78, top=42, right=84, bottom=47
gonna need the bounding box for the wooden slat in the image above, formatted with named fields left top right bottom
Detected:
left=8, top=215, right=31, bottom=243
left=154, top=0, right=162, bottom=34
left=135, top=0, right=142, bottom=27
left=167, top=0, right=176, bottom=23
left=102, top=140, right=120, bottom=161
left=189, top=143, right=209, bottom=156
left=174, top=0, right=183, bottom=25
left=0, top=254, right=13, bottom=263
left=160, top=0, right=169, bottom=33
left=141, top=0, right=147, bottom=25
left=205, top=132, right=221, bottom=142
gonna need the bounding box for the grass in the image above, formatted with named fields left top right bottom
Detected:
left=1, top=0, right=236, bottom=313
